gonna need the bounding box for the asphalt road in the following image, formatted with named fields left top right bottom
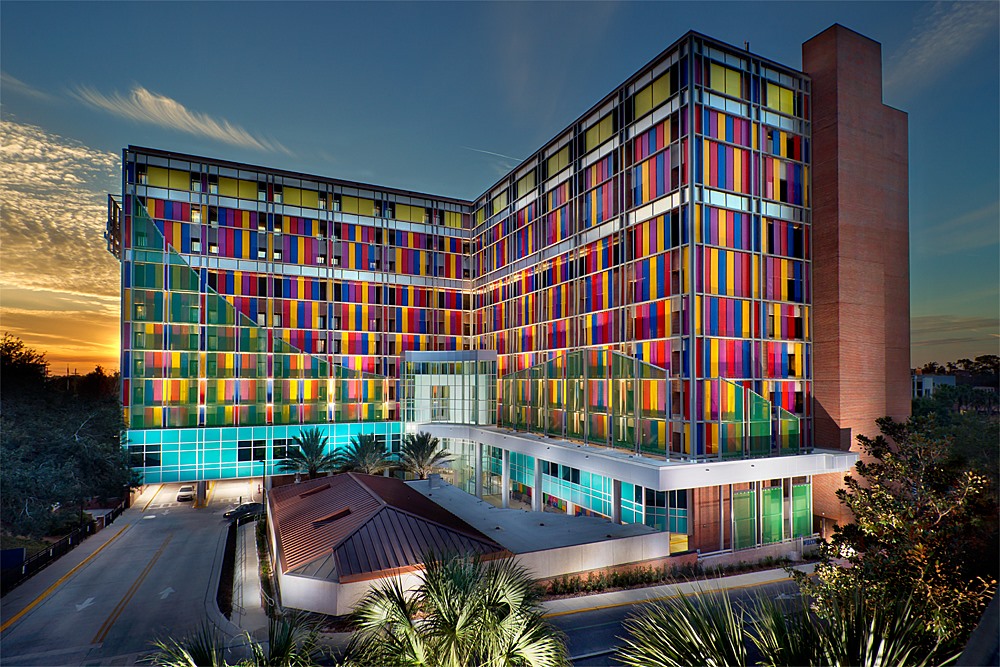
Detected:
left=547, top=580, right=800, bottom=666
left=0, top=480, right=262, bottom=667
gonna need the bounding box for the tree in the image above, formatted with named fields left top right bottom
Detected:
left=400, top=431, right=453, bottom=479
left=1, top=336, right=136, bottom=538
left=794, top=417, right=997, bottom=658
left=0, top=332, right=49, bottom=398
left=617, top=587, right=954, bottom=667
left=276, top=428, right=337, bottom=480
left=336, top=433, right=392, bottom=476
left=147, top=613, right=322, bottom=667
left=616, top=587, right=745, bottom=667
left=344, top=553, right=568, bottom=667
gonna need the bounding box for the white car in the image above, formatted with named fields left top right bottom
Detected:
left=176, top=485, right=195, bottom=502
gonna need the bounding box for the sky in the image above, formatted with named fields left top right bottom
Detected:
left=1, top=1, right=997, bottom=372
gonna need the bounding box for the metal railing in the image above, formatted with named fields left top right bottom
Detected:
left=0, top=500, right=128, bottom=596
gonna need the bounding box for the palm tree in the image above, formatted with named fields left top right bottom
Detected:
left=400, top=431, right=453, bottom=479
left=616, top=589, right=746, bottom=667
left=344, top=553, right=568, bottom=667
left=336, top=433, right=391, bottom=475
left=617, top=588, right=956, bottom=667
left=147, top=614, right=323, bottom=667
left=277, top=427, right=337, bottom=480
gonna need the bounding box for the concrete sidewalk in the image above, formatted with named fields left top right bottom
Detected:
left=230, top=521, right=269, bottom=639
left=542, top=563, right=813, bottom=616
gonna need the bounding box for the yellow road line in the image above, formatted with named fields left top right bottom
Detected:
left=542, top=573, right=795, bottom=618
left=0, top=525, right=131, bottom=633
left=141, top=484, right=163, bottom=512
left=92, top=533, right=173, bottom=643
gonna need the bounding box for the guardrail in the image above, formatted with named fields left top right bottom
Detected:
left=0, top=500, right=127, bottom=596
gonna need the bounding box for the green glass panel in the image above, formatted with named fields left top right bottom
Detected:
left=761, top=486, right=783, bottom=544
left=733, top=490, right=757, bottom=550
left=792, top=484, right=812, bottom=537
left=777, top=406, right=801, bottom=455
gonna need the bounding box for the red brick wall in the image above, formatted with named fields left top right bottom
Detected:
left=803, top=25, right=910, bottom=525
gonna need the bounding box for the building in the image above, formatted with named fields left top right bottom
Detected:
left=912, top=372, right=957, bottom=399
left=106, top=24, right=908, bottom=555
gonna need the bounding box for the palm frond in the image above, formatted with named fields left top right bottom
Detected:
left=616, top=590, right=747, bottom=667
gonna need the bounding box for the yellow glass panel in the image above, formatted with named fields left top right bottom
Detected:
left=300, top=189, right=319, bottom=209
left=444, top=211, right=462, bottom=228
left=767, top=83, right=795, bottom=115
left=147, top=167, right=169, bottom=188
left=476, top=208, right=484, bottom=224
left=516, top=171, right=536, bottom=198
left=585, top=115, right=612, bottom=152
left=168, top=169, right=189, bottom=190
left=342, top=196, right=359, bottom=214
left=634, top=83, right=653, bottom=118
left=726, top=69, right=741, bottom=98
left=238, top=180, right=257, bottom=200
left=492, top=191, right=507, bottom=213
left=710, top=63, right=741, bottom=98
left=219, top=177, right=239, bottom=197
left=284, top=187, right=302, bottom=206
left=652, top=73, right=671, bottom=106
left=547, top=146, right=569, bottom=175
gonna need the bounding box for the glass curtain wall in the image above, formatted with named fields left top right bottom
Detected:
left=500, top=349, right=799, bottom=460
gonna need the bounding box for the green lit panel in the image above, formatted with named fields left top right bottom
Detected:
left=733, top=489, right=757, bottom=550
left=761, top=486, right=783, bottom=544
left=791, top=483, right=811, bottom=537
left=777, top=406, right=801, bottom=455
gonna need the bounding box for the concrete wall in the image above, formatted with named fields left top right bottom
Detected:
left=803, top=25, right=910, bottom=527
left=515, top=532, right=673, bottom=581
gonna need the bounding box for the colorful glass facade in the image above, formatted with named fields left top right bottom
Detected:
left=108, top=151, right=472, bottom=481
left=106, top=31, right=843, bottom=554
left=473, top=34, right=812, bottom=458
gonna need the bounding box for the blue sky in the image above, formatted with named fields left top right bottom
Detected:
left=1, top=1, right=997, bottom=369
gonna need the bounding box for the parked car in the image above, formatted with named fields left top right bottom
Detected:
left=224, top=502, right=263, bottom=520
left=176, top=485, right=195, bottom=502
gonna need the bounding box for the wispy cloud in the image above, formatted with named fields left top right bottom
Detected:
left=0, top=121, right=121, bottom=355
left=1, top=71, right=54, bottom=101
left=913, top=199, right=1000, bottom=257
left=910, top=313, right=999, bottom=365
left=73, top=84, right=290, bottom=154
left=886, top=1, right=1000, bottom=96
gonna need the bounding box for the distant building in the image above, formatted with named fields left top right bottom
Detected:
left=106, top=25, right=908, bottom=556
left=912, top=373, right=957, bottom=399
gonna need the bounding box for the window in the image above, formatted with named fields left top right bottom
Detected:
left=209, top=243, right=219, bottom=254
left=318, top=315, right=326, bottom=329
left=191, top=207, right=202, bottom=224
left=317, top=254, right=326, bottom=264
left=190, top=175, right=202, bottom=192
left=256, top=313, right=266, bottom=326
left=273, top=314, right=282, bottom=327
left=191, top=240, right=202, bottom=253
left=273, top=185, right=283, bottom=203
left=273, top=249, right=282, bottom=261
left=318, top=195, right=327, bottom=210
left=258, top=248, right=267, bottom=259
left=137, top=166, right=148, bottom=184
left=272, top=439, right=289, bottom=460
left=208, top=176, right=218, bottom=194
left=316, top=339, right=326, bottom=353
left=258, top=214, right=267, bottom=232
